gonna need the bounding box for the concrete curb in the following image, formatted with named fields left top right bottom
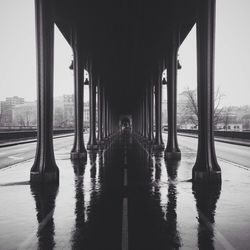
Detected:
left=0, top=133, right=74, bottom=148
left=176, top=132, right=250, bottom=147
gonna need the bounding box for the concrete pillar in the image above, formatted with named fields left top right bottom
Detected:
left=148, top=81, right=154, bottom=143
left=154, top=71, right=164, bottom=150
left=165, top=31, right=181, bottom=160
left=106, top=101, right=110, bottom=138
left=103, top=88, right=107, bottom=140
left=104, top=94, right=109, bottom=140
left=70, top=28, right=87, bottom=160
left=192, top=0, right=221, bottom=183
left=142, top=98, right=145, bottom=138
left=97, top=81, right=104, bottom=146
left=30, top=0, right=59, bottom=184
left=87, top=71, right=98, bottom=150
left=144, top=89, right=149, bottom=141
left=142, top=94, right=147, bottom=139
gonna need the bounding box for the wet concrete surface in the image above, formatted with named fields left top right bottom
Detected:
left=0, top=131, right=249, bottom=249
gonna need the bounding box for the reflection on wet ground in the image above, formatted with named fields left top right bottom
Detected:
left=0, top=131, right=249, bottom=249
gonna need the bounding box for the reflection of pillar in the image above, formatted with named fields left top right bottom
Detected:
left=103, top=88, right=107, bottom=140
left=165, top=159, right=181, bottom=248
left=88, top=71, right=98, bottom=150
left=71, top=160, right=86, bottom=249
left=193, top=183, right=221, bottom=249
left=165, top=31, right=181, bottom=160
left=70, top=28, right=87, bottom=160
left=140, top=100, right=143, bottom=137
left=30, top=0, right=59, bottom=184
left=148, top=81, right=154, bottom=143
left=192, top=0, right=221, bottom=183
left=154, top=72, right=164, bottom=150
left=105, top=94, right=109, bottom=140
left=142, top=94, right=147, bottom=139
left=144, top=88, right=149, bottom=141
left=30, top=184, right=58, bottom=249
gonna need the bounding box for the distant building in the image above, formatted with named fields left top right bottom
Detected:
left=216, top=110, right=243, bottom=131
left=0, top=96, right=25, bottom=126
left=1, top=94, right=93, bottom=128
left=63, top=95, right=74, bottom=127
left=13, top=102, right=37, bottom=126
left=162, top=99, right=168, bottom=125
left=241, top=114, right=250, bottom=131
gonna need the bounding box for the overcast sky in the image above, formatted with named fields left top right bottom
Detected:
left=0, top=0, right=250, bottom=107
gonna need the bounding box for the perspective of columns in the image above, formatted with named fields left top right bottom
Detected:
left=97, top=79, right=104, bottom=146
left=192, top=0, right=221, bottom=183
left=165, top=30, right=181, bottom=160
left=30, top=0, right=59, bottom=184
left=70, top=26, right=87, bottom=160
left=154, top=69, right=164, bottom=150
left=102, top=88, right=107, bottom=140
left=147, top=80, right=154, bottom=143
left=87, top=68, right=98, bottom=150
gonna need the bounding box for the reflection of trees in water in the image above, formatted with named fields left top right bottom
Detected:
left=30, top=184, right=58, bottom=250
left=192, top=184, right=221, bottom=250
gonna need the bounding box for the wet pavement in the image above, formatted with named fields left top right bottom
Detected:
left=0, top=131, right=250, bottom=249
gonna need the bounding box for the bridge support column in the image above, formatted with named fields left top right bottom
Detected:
left=148, top=81, right=154, bottom=143
left=88, top=71, right=98, bottom=150
left=30, top=0, right=59, bottom=184
left=103, top=88, right=107, bottom=141
left=142, top=93, right=147, bottom=140
left=154, top=72, right=164, bottom=150
left=70, top=28, right=87, bottom=160
left=165, top=31, right=181, bottom=160
left=97, top=81, right=104, bottom=147
left=192, top=0, right=221, bottom=183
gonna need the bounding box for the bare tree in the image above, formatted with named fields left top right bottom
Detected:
left=180, top=87, right=224, bottom=128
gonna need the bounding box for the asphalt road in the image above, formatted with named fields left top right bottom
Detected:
left=0, top=133, right=249, bottom=170
left=0, top=135, right=76, bottom=169
left=163, top=133, right=250, bottom=169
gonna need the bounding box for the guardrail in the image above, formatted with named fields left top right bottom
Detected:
left=177, top=129, right=250, bottom=140
left=0, top=129, right=74, bottom=141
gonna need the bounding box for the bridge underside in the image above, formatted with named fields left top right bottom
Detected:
left=55, top=0, right=196, bottom=113
left=31, top=0, right=221, bottom=186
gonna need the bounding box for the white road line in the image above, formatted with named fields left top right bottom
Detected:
left=218, top=157, right=249, bottom=171
left=122, top=198, right=129, bottom=250
left=12, top=147, right=33, bottom=152
left=124, top=169, right=128, bottom=186
left=197, top=209, right=236, bottom=250
left=8, top=154, right=24, bottom=160
left=17, top=208, right=55, bottom=250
